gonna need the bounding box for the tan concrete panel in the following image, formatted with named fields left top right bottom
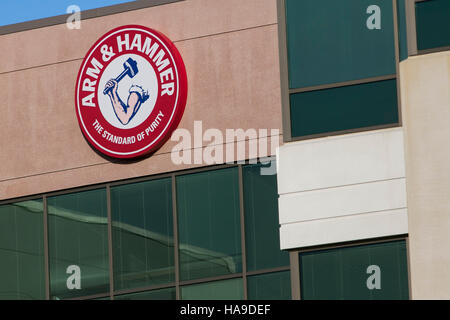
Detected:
left=400, top=51, right=450, bottom=299
left=0, top=135, right=282, bottom=200
left=0, top=0, right=277, bottom=74
left=175, top=24, right=282, bottom=139
left=0, top=61, right=104, bottom=183
left=0, top=24, right=282, bottom=199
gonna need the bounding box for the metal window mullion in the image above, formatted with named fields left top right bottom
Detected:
left=418, top=45, right=450, bottom=55
left=289, top=74, right=397, bottom=95
left=287, top=123, right=400, bottom=143
left=106, top=185, right=114, bottom=300
left=43, top=195, right=50, bottom=300
left=0, top=194, right=45, bottom=206
left=67, top=292, right=111, bottom=300
left=393, top=0, right=403, bottom=126
left=1, top=164, right=238, bottom=206
left=179, top=273, right=244, bottom=287
left=40, top=183, right=110, bottom=199
left=109, top=172, right=172, bottom=188
left=171, top=174, right=181, bottom=300
left=238, top=165, right=248, bottom=300
left=277, top=0, right=292, bottom=142
left=246, top=266, right=291, bottom=277
left=298, top=235, right=408, bottom=254
left=113, top=282, right=177, bottom=297
left=406, top=0, right=419, bottom=55
left=289, top=251, right=300, bottom=300
left=406, top=237, right=413, bottom=300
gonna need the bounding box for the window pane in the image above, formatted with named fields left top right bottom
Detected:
left=115, top=287, right=176, bottom=300
left=290, top=79, right=398, bottom=138
left=177, top=167, right=242, bottom=281
left=300, top=240, right=409, bottom=300
left=0, top=200, right=45, bottom=300
left=111, top=178, right=174, bottom=291
left=286, top=0, right=396, bottom=89
left=416, top=0, right=450, bottom=51
left=248, top=271, right=291, bottom=300
left=181, top=278, right=243, bottom=300
left=243, top=162, right=289, bottom=271
left=48, top=189, right=109, bottom=299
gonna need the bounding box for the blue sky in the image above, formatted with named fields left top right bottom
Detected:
left=0, top=0, right=135, bottom=26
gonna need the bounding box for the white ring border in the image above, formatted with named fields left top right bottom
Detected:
left=76, top=27, right=180, bottom=156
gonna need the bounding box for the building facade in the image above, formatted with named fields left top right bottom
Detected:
left=0, top=0, right=449, bottom=300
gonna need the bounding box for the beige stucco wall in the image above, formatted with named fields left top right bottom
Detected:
left=0, top=0, right=282, bottom=200
left=400, top=50, right=450, bottom=299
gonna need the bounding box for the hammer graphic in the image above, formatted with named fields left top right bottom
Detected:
left=103, top=57, right=139, bottom=94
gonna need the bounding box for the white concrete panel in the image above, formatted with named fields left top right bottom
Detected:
left=277, top=128, right=406, bottom=195
left=278, top=178, right=407, bottom=224
left=279, top=208, right=408, bottom=250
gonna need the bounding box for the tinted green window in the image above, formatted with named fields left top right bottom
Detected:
left=286, top=0, right=396, bottom=89
left=0, top=200, right=45, bottom=300
left=181, top=278, right=243, bottom=300
left=416, top=0, right=450, bottom=51
left=48, top=189, right=109, bottom=299
left=248, top=271, right=291, bottom=300
left=300, top=240, right=409, bottom=300
left=290, top=79, right=398, bottom=138
left=243, top=163, right=289, bottom=271
left=115, top=287, right=176, bottom=300
left=111, top=178, right=174, bottom=291
left=176, top=167, right=242, bottom=281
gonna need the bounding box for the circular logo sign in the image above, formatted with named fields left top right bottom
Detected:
left=75, top=25, right=187, bottom=159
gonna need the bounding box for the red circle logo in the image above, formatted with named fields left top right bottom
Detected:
left=75, top=25, right=187, bottom=159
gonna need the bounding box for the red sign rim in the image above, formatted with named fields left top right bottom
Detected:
left=75, top=25, right=187, bottom=159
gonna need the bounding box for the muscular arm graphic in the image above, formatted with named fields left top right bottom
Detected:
left=104, top=79, right=145, bottom=125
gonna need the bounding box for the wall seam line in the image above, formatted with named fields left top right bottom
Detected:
left=0, top=23, right=278, bottom=76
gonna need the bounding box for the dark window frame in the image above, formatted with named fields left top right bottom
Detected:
left=277, top=0, right=403, bottom=142
left=0, top=199, right=46, bottom=300
left=110, top=177, right=175, bottom=292
left=288, top=235, right=411, bottom=300
left=46, top=188, right=110, bottom=300
left=0, top=160, right=290, bottom=300
left=411, top=0, right=450, bottom=55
